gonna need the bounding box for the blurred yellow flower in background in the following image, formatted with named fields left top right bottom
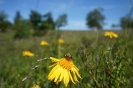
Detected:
left=40, top=41, right=49, bottom=46
left=22, top=51, right=34, bottom=57
left=58, top=38, right=64, bottom=43
left=17, top=74, right=20, bottom=77
left=104, top=31, right=118, bottom=38
left=48, top=53, right=81, bottom=87
left=31, top=84, right=40, bottom=88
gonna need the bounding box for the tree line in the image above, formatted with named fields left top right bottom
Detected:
left=0, top=7, right=132, bottom=38
left=0, top=10, right=67, bottom=38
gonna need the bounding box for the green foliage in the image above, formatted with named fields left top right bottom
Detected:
left=43, top=12, right=55, bottom=30
left=120, top=16, right=133, bottom=29
left=86, top=7, right=105, bottom=29
left=13, top=19, right=33, bottom=39
left=0, top=30, right=133, bottom=88
left=29, top=11, right=55, bottom=36
left=29, top=11, right=55, bottom=30
left=0, top=21, right=12, bottom=32
left=33, top=30, right=48, bottom=36
left=80, top=44, right=127, bottom=88
left=55, top=14, right=67, bottom=29
left=14, top=11, right=22, bottom=24
left=0, top=11, right=8, bottom=22
left=0, top=11, right=12, bottom=32
left=29, top=10, right=42, bottom=29
left=39, top=21, right=49, bottom=30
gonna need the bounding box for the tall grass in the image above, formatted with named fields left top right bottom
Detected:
left=0, top=30, right=133, bottom=88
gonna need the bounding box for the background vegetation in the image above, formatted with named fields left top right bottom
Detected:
left=0, top=7, right=133, bottom=38
left=0, top=29, right=133, bottom=88
left=0, top=4, right=133, bottom=88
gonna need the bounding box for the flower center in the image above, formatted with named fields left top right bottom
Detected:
left=59, top=58, right=73, bottom=70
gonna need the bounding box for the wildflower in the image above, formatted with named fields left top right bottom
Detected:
left=22, top=51, right=34, bottom=57
left=40, top=41, right=49, bottom=46
left=17, top=74, right=20, bottom=77
left=104, top=31, right=118, bottom=38
left=31, top=84, right=40, bottom=88
left=58, top=38, right=64, bottom=43
left=48, top=53, right=81, bottom=87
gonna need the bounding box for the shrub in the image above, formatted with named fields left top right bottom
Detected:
left=13, top=20, right=34, bottom=39
left=0, top=21, right=12, bottom=32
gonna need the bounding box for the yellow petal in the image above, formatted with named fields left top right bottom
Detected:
left=72, top=70, right=78, bottom=82
left=55, top=78, right=60, bottom=84
left=48, top=56, right=82, bottom=87
left=104, top=32, right=109, bottom=36
left=48, top=65, right=59, bottom=80
left=73, top=65, right=79, bottom=71
left=110, top=35, right=113, bottom=38
left=74, top=70, right=82, bottom=79
left=50, top=57, right=60, bottom=62
left=69, top=71, right=75, bottom=84
left=63, top=69, right=69, bottom=87
left=113, top=34, right=118, bottom=38
left=59, top=68, right=65, bottom=82
left=72, top=67, right=82, bottom=78
left=54, top=67, right=62, bottom=82
left=49, top=63, right=57, bottom=68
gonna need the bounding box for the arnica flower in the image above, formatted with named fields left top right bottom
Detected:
left=40, top=41, right=49, bottom=46
left=22, top=51, right=34, bottom=57
left=104, top=31, right=118, bottom=38
left=17, top=74, right=20, bottom=77
left=58, top=38, right=64, bottom=44
left=31, top=84, right=40, bottom=88
left=48, top=53, right=81, bottom=87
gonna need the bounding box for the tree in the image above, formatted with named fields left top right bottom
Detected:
left=14, top=11, right=22, bottom=24
left=29, top=10, right=42, bottom=29
left=86, top=8, right=105, bottom=30
left=0, top=11, right=8, bottom=22
left=120, top=15, right=133, bottom=29
left=13, top=19, right=33, bottom=39
left=43, top=12, right=55, bottom=30
left=0, top=11, right=11, bottom=32
left=111, top=23, right=120, bottom=29
left=55, top=14, right=67, bottom=29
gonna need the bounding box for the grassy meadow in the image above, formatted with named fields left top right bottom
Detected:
left=0, top=29, right=133, bottom=88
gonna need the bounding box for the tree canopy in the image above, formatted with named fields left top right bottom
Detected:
left=0, top=11, right=8, bottom=22
left=42, top=12, right=55, bottom=30
left=0, top=11, right=11, bottom=32
left=55, top=14, right=67, bottom=29
left=14, top=11, right=22, bottom=24
left=29, top=10, right=42, bottom=29
left=120, top=15, right=133, bottom=29
left=86, top=8, right=105, bottom=30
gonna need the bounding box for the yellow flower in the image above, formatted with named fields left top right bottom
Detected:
left=58, top=38, right=64, bottom=43
left=40, top=41, right=49, bottom=46
left=22, top=51, right=34, bottom=57
left=104, top=31, right=118, bottom=38
left=48, top=53, right=81, bottom=87
left=31, top=84, right=40, bottom=88
left=17, top=74, right=20, bottom=77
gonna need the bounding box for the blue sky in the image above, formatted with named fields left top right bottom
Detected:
left=0, top=0, right=131, bottom=30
